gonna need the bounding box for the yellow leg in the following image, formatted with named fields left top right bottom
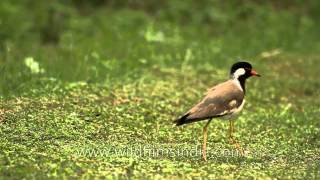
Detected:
left=229, top=120, right=244, bottom=156
left=203, top=119, right=212, bottom=161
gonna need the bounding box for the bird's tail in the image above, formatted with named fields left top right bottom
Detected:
left=174, top=113, right=190, bottom=126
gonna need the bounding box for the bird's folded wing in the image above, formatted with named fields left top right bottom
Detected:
left=187, top=80, right=244, bottom=120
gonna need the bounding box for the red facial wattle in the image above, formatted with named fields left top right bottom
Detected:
left=251, top=70, right=261, bottom=77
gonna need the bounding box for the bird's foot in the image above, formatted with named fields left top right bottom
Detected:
left=235, top=144, right=245, bottom=156
left=229, top=137, right=245, bottom=156
left=202, top=145, right=207, bottom=161
left=202, top=153, right=207, bottom=161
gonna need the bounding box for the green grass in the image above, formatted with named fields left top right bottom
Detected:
left=1, top=2, right=320, bottom=179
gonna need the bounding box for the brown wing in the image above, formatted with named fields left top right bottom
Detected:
left=175, top=80, right=244, bottom=125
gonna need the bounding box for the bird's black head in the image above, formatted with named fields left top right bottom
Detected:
left=230, top=61, right=260, bottom=93
left=230, top=61, right=260, bottom=79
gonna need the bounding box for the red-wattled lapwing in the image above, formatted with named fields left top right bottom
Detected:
left=175, top=62, right=260, bottom=161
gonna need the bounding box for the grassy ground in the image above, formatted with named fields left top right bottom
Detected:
left=1, top=2, right=320, bottom=179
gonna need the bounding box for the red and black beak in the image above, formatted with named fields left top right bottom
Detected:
left=251, top=70, right=261, bottom=77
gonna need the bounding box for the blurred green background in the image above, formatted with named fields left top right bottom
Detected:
left=0, top=0, right=319, bottom=96
left=0, top=0, right=320, bottom=179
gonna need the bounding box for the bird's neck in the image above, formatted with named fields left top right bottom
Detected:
left=232, top=76, right=246, bottom=93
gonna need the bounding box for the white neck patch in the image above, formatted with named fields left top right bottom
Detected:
left=233, top=68, right=245, bottom=79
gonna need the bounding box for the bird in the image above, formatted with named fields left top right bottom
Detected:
left=175, top=61, right=260, bottom=161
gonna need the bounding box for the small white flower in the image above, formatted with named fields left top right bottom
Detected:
left=144, top=25, right=165, bottom=42
left=24, top=57, right=45, bottom=74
